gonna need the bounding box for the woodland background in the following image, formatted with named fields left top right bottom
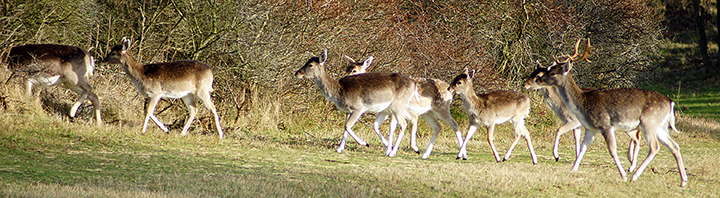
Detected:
left=0, top=0, right=718, bottom=135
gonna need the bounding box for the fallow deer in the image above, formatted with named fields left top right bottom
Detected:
left=7, top=44, right=102, bottom=125
left=103, top=37, right=224, bottom=138
left=344, top=55, right=463, bottom=158
left=524, top=64, right=644, bottom=171
left=448, top=68, right=538, bottom=164
left=535, top=38, right=687, bottom=187
left=295, top=50, right=416, bottom=155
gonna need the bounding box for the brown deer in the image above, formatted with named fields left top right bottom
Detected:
left=448, top=68, right=538, bottom=164
left=7, top=44, right=102, bottom=125
left=524, top=64, right=645, bottom=171
left=103, top=37, right=224, bottom=138
left=535, top=38, right=687, bottom=187
left=295, top=50, right=416, bottom=155
left=344, top=55, right=463, bottom=158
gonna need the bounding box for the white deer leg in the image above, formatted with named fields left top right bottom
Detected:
left=572, top=130, right=596, bottom=172
left=553, top=121, right=582, bottom=162
left=344, top=111, right=368, bottom=148
left=436, top=107, right=463, bottom=147
left=486, top=123, right=503, bottom=162
left=180, top=96, right=198, bottom=136
left=69, top=93, right=88, bottom=118
left=143, top=95, right=168, bottom=133
left=625, top=129, right=640, bottom=172
left=198, top=90, right=224, bottom=138
left=642, top=129, right=687, bottom=187
left=421, top=114, right=442, bottom=159
left=388, top=110, right=410, bottom=157
left=373, top=111, right=391, bottom=147
left=603, top=127, right=627, bottom=181
left=457, top=124, right=478, bottom=160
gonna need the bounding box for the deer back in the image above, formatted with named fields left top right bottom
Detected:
left=8, top=44, right=93, bottom=78
left=338, top=72, right=416, bottom=111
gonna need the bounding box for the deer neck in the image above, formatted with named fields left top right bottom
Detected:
left=119, top=53, right=150, bottom=93
left=311, top=68, right=344, bottom=108
left=552, top=73, right=586, bottom=116
left=458, top=86, right=482, bottom=115
left=541, top=87, right=566, bottom=115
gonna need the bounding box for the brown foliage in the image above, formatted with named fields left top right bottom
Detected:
left=0, top=0, right=665, bottom=134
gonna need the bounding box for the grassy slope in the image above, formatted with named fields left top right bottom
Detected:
left=0, top=101, right=718, bottom=197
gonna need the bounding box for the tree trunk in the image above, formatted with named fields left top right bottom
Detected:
left=693, top=0, right=710, bottom=67
left=716, top=0, right=720, bottom=67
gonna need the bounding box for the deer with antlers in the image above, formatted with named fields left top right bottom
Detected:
left=534, top=38, right=687, bottom=187
left=524, top=60, right=646, bottom=171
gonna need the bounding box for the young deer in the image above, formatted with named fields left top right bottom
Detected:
left=7, top=44, right=102, bottom=125
left=524, top=64, right=643, bottom=170
left=103, top=37, right=224, bottom=138
left=536, top=39, right=687, bottom=187
left=295, top=50, right=416, bottom=155
left=344, top=55, right=463, bottom=158
left=448, top=68, right=538, bottom=164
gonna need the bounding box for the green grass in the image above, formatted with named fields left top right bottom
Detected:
left=643, top=80, right=720, bottom=121
left=1, top=101, right=719, bottom=197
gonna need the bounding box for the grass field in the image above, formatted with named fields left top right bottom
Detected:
left=0, top=92, right=718, bottom=197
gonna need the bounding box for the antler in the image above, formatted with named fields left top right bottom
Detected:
left=569, top=39, right=593, bottom=63
left=555, top=39, right=593, bottom=64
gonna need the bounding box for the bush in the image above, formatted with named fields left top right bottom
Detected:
left=0, top=0, right=666, bottom=136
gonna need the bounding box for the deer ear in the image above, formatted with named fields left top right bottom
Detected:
left=121, top=37, right=132, bottom=52
left=469, top=70, right=476, bottom=79
left=362, top=56, right=374, bottom=69
left=320, top=50, right=328, bottom=63
left=462, top=67, right=469, bottom=75
left=307, top=51, right=315, bottom=59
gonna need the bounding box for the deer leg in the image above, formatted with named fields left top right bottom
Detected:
left=631, top=130, right=660, bottom=184
left=625, top=129, right=640, bottom=172
left=572, top=128, right=582, bottom=159
left=436, top=107, right=463, bottom=148
left=503, top=128, right=522, bottom=162
left=143, top=95, right=167, bottom=133
left=457, top=124, right=478, bottom=160
left=553, top=121, right=582, bottom=162
left=603, top=127, right=627, bottom=181
left=69, top=93, right=88, bottom=118
left=180, top=96, right=198, bottom=136
left=373, top=111, right=391, bottom=147
left=421, top=114, right=442, bottom=159
left=87, top=91, right=103, bottom=126
left=386, top=113, right=398, bottom=155
left=71, top=81, right=103, bottom=126
left=647, top=129, right=687, bottom=187
left=197, top=90, right=224, bottom=138
left=513, top=120, right=537, bottom=164
left=388, top=111, right=412, bottom=157
left=409, top=115, right=419, bottom=154
left=486, top=123, right=502, bottom=162
left=343, top=111, right=368, bottom=152
left=572, top=129, right=596, bottom=172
